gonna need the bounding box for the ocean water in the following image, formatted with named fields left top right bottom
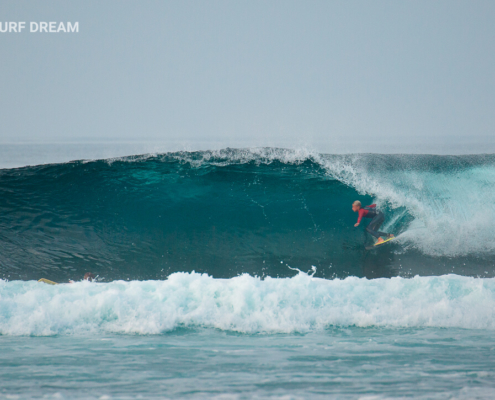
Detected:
left=1, top=147, right=495, bottom=398
left=2, top=328, right=495, bottom=399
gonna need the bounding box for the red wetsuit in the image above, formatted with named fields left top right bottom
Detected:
left=356, top=204, right=377, bottom=224
left=356, top=204, right=389, bottom=239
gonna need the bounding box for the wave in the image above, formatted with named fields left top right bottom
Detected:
left=1, top=272, right=494, bottom=336
left=0, top=148, right=494, bottom=281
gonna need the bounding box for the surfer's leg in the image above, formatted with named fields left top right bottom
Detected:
left=374, top=214, right=393, bottom=238
left=366, top=217, right=382, bottom=238
left=366, top=213, right=386, bottom=238
left=376, top=228, right=389, bottom=236
left=366, top=225, right=380, bottom=238
left=375, top=227, right=390, bottom=237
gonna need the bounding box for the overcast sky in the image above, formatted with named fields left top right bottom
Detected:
left=1, top=0, right=494, bottom=154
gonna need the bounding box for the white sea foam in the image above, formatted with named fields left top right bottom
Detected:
left=318, top=155, right=495, bottom=256
left=1, top=272, right=495, bottom=336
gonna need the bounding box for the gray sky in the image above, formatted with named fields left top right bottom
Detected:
left=1, top=0, right=495, bottom=155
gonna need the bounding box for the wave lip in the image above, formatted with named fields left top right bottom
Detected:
left=1, top=272, right=494, bottom=336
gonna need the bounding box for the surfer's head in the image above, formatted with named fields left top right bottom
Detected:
left=83, top=272, right=95, bottom=282
left=352, top=201, right=361, bottom=212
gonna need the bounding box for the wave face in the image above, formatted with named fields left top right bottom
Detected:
left=0, top=148, right=495, bottom=281
left=1, top=272, right=494, bottom=336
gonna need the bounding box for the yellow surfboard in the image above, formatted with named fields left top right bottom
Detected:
left=38, top=278, right=58, bottom=285
left=365, top=237, right=396, bottom=250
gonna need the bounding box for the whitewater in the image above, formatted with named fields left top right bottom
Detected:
left=1, top=272, right=495, bottom=336
left=2, top=147, right=495, bottom=399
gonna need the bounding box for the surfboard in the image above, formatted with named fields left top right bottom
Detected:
left=365, top=237, right=395, bottom=251
left=38, top=278, right=58, bottom=285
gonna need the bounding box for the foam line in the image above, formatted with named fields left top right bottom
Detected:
left=1, top=272, right=494, bottom=336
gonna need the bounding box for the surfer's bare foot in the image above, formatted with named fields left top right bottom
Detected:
left=376, top=237, right=384, bottom=244
left=388, top=234, right=394, bottom=238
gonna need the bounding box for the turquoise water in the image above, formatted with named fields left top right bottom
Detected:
left=2, top=328, right=495, bottom=399
left=2, top=148, right=495, bottom=398
left=2, top=149, right=495, bottom=282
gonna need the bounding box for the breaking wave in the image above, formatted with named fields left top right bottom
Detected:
left=0, top=148, right=494, bottom=281
left=1, top=272, right=494, bottom=336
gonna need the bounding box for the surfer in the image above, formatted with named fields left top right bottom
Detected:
left=68, top=272, right=95, bottom=284
left=352, top=201, right=394, bottom=244
left=83, top=272, right=95, bottom=282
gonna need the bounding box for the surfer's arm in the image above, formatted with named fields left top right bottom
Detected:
left=355, top=209, right=365, bottom=226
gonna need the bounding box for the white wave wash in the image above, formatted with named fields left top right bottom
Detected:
left=319, top=156, right=495, bottom=256
left=1, top=272, right=495, bottom=336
